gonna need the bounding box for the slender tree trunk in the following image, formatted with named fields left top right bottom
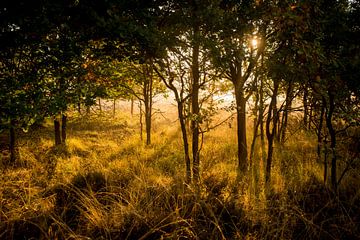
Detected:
left=324, top=136, right=328, bottom=184
left=78, top=102, right=81, bottom=114
left=250, top=89, right=261, bottom=198
left=98, top=98, right=102, bottom=113
left=317, top=99, right=325, bottom=161
left=54, top=118, right=61, bottom=146
left=259, top=77, right=266, bottom=173
left=280, top=109, right=289, bottom=144
left=178, top=101, right=192, bottom=183
left=191, top=23, right=201, bottom=184
left=154, top=64, right=192, bottom=183
left=276, top=112, right=282, bottom=142
left=265, top=79, right=279, bottom=183
left=61, top=114, right=67, bottom=145
left=113, top=99, right=116, bottom=116
left=265, top=134, right=274, bottom=184
left=145, top=105, right=152, bottom=146
left=143, top=67, right=153, bottom=146
left=280, top=81, right=293, bottom=144
left=9, top=120, right=16, bottom=164
left=303, top=87, right=309, bottom=128
left=130, top=98, right=134, bottom=116
left=250, top=104, right=259, bottom=166
left=326, top=92, right=337, bottom=191
left=139, top=101, right=143, bottom=141
left=186, top=97, right=191, bottom=134
left=308, top=103, right=313, bottom=130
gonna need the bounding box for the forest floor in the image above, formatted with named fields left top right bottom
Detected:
left=0, top=105, right=359, bottom=239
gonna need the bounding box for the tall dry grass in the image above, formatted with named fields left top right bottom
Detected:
left=0, top=107, right=359, bottom=239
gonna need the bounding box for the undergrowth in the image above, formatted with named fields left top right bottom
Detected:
left=0, top=111, right=359, bottom=239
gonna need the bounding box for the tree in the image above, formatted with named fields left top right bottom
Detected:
left=155, top=51, right=193, bottom=183
left=121, top=59, right=165, bottom=145
left=263, top=0, right=323, bottom=183
left=315, top=0, right=360, bottom=191
left=209, top=0, right=267, bottom=175
left=0, top=42, right=48, bottom=163
left=0, top=0, right=53, bottom=163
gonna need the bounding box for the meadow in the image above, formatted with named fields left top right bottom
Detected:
left=0, top=102, right=359, bottom=240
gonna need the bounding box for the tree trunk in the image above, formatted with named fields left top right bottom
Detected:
left=250, top=88, right=261, bottom=198
left=98, top=98, right=102, bottom=113
left=265, top=134, right=274, bottom=184
left=9, top=120, right=16, bottom=165
left=326, top=92, right=337, bottom=191
left=145, top=107, right=152, bottom=145
left=78, top=102, right=81, bottom=114
left=191, top=22, right=201, bottom=184
left=178, top=101, right=192, bottom=183
left=234, top=87, right=248, bottom=173
left=249, top=99, right=259, bottom=166
left=186, top=97, right=192, bottom=134
left=139, top=101, right=143, bottom=141
left=113, top=99, right=116, bottom=116
left=280, top=81, right=293, bottom=144
left=54, top=118, right=61, bottom=146
left=324, top=136, right=328, bottom=184
left=259, top=77, right=266, bottom=173
left=61, top=114, right=67, bottom=145
left=317, top=99, right=325, bottom=161
left=154, top=63, right=192, bottom=183
left=130, top=98, right=134, bottom=116
left=265, top=79, right=279, bottom=183
left=143, top=66, right=153, bottom=146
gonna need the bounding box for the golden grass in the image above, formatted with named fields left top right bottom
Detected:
left=0, top=110, right=359, bottom=239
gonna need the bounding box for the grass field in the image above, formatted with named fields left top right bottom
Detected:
left=0, top=105, right=359, bottom=239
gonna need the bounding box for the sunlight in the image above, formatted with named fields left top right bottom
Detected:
left=251, top=38, right=258, bottom=48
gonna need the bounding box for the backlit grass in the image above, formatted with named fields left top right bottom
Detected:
left=0, top=108, right=359, bottom=239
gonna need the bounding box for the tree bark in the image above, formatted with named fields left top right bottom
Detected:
left=265, top=79, right=279, bottom=183
left=78, top=102, right=81, bottom=114
left=250, top=85, right=261, bottom=198
left=308, top=102, right=313, bottom=130
left=145, top=106, right=152, bottom=145
left=324, top=136, right=328, bottom=184
left=143, top=65, right=153, bottom=146
left=61, top=114, right=67, bottom=145
left=191, top=21, right=201, bottom=184
left=326, top=92, right=337, bottom=191
left=139, top=101, right=143, bottom=141
left=250, top=94, right=259, bottom=166
left=280, top=81, right=293, bottom=144
left=178, top=101, right=192, bottom=183
left=113, top=99, right=116, bottom=116
left=235, top=86, right=248, bottom=173
left=130, top=98, right=134, bottom=116
left=259, top=76, right=266, bottom=173
left=317, top=99, right=325, bottom=160
left=54, top=118, right=61, bottom=146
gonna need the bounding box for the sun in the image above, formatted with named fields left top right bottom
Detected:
left=251, top=38, right=258, bottom=48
